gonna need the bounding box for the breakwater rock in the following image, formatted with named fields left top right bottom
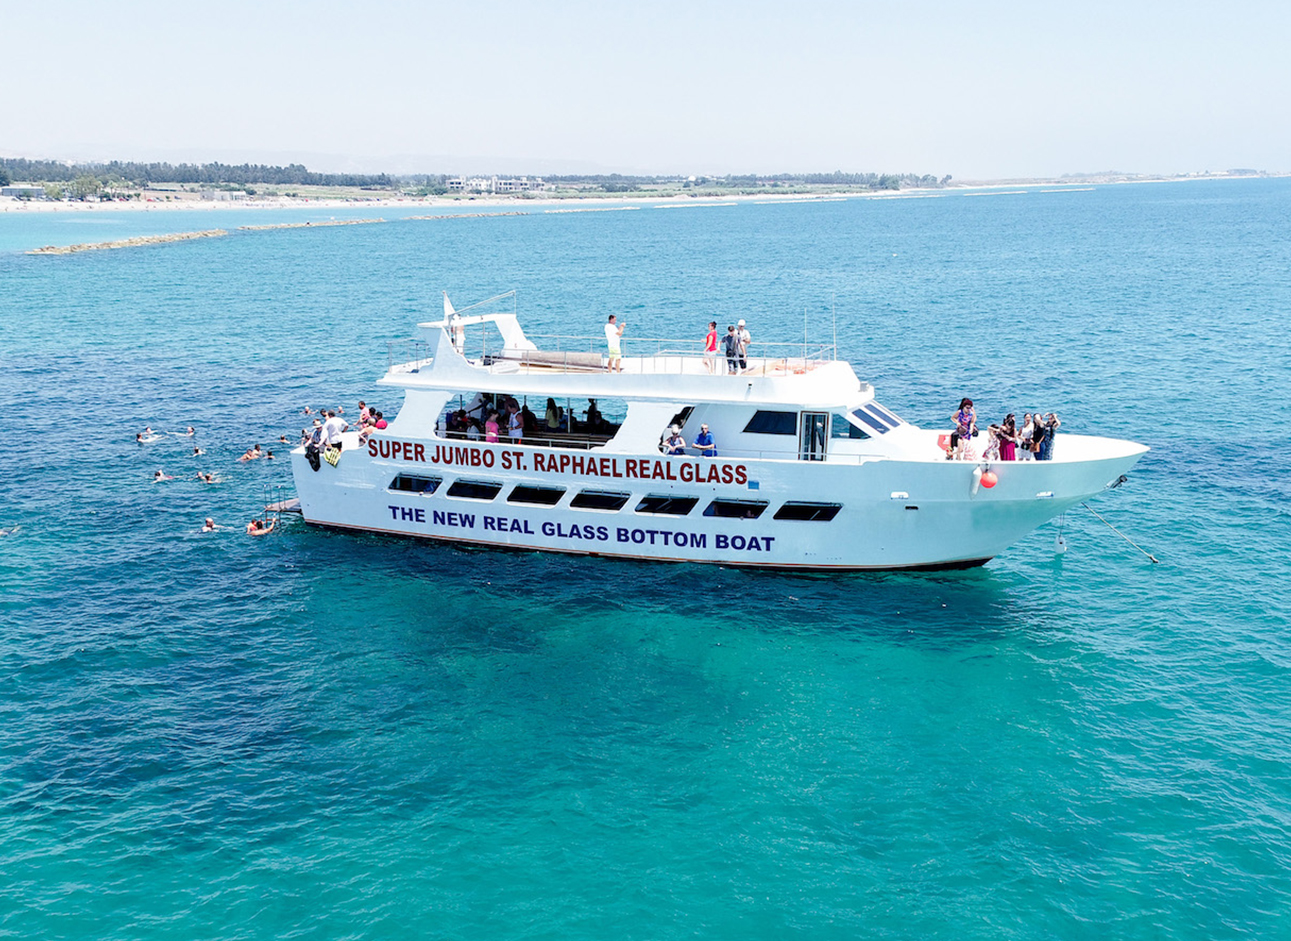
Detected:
left=29, top=229, right=229, bottom=255
left=238, top=218, right=384, bottom=231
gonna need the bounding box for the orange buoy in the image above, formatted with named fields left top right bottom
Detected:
left=980, top=470, right=998, bottom=488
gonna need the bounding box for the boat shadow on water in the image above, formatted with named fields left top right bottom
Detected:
left=282, top=520, right=1049, bottom=650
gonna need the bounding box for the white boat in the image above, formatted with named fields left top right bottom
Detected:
left=290, top=293, right=1147, bottom=570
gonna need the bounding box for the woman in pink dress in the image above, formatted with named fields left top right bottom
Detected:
left=998, top=413, right=1018, bottom=461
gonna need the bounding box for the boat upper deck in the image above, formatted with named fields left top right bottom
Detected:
left=379, top=308, right=869, bottom=408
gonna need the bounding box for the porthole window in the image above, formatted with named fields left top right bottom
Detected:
left=635, top=495, right=699, bottom=516
left=570, top=490, right=631, bottom=511
left=773, top=502, right=842, bottom=522
left=446, top=479, right=503, bottom=500
left=508, top=485, right=566, bottom=506
left=388, top=474, right=441, bottom=494
left=703, top=499, right=769, bottom=519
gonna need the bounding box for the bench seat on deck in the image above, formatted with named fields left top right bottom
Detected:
left=502, top=349, right=605, bottom=370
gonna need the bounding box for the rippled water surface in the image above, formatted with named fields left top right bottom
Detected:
left=2, top=181, right=1290, bottom=939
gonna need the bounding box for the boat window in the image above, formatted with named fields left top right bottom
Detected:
left=446, top=479, right=503, bottom=501
left=507, top=485, right=566, bottom=506
left=388, top=474, right=441, bottom=494
left=832, top=414, right=870, bottom=439
left=868, top=402, right=904, bottom=426
left=849, top=408, right=890, bottom=434
left=861, top=403, right=900, bottom=429
left=635, top=495, right=699, bottom=516
left=703, top=499, right=769, bottom=519
left=773, top=502, right=842, bottom=522
left=668, top=406, right=694, bottom=429
left=743, top=410, right=798, bottom=435
left=570, top=490, right=631, bottom=511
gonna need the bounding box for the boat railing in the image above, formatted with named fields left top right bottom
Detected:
left=482, top=334, right=836, bottom=377
left=430, top=432, right=881, bottom=463
left=387, top=333, right=836, bottom=377
left=387, top=339, right=435, bottom=374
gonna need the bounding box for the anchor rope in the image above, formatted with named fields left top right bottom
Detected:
left=1080, top=502, right=1159, bottom=564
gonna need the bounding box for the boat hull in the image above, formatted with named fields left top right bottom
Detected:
left=289, top=435, right=1146, bottom=571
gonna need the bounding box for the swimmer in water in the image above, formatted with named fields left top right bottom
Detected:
left=153, top=470, right=174, bottom=482
left=0, top=525, right=20, bottom=537
left=246, top=518, right=275, bottom=536
left=201, top=518, right=217, bottom=532
left=193, top=446, right=205, bottom=456
left=196, top=471, right=217, bottom=483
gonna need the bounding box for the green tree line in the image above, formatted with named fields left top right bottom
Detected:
left=0, top=158, right=394, bottom=188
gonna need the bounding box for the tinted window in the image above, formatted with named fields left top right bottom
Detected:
left=869, top=403, right=903, bottom=426
left=508, top=485, right=565, bottom=506
left=703, top=499, right=769, bottom=519
left=635, top=495, right=699, bottom=516
left=832, top=414, right=870, bottom=439
left=446, top=479, right=503, bottom=500
left=743, top=410, right=798, bottom=435
left=668, top=406, right=694, bottom=429
left=850, top=408, right=889, bottom=434
left=773, top=502, right=842, bottom=522
left=862, top=404, right=899, bottom=429
left=570, top=490, right=631, bottom=511
left=389, top=474, right=441, bottom=493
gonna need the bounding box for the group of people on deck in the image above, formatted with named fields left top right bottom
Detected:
left=444, top=395, right=614, bottom=445
left=606, top=316, right=753, bottom=375
left=301, top=401, right=389, bottom=470
left=662, top=422, right=718, bottom=457
left=703, top=320, right=752, bottom=374
left=949, top=398, right=1061, bottom=461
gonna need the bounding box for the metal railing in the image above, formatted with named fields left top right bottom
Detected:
left=522, top=333, right=836, bottom=373
left=387, top=339, right=435, bottom=374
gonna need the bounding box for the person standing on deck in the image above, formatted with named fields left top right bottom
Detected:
left=692, top=423, right=717, bottom=457
left=605, top=314, right=625, bottom=373
left=721, top=325, right=739, bottom=374
left=1039, top=413, right=1061, bottom=460
left=703, top=321, right=718, bottom=373
left=507, top=400, right=524, bottom=444
left=736, top=319, right=751, bottom=372
left=322, top=410, right=347, bottom=454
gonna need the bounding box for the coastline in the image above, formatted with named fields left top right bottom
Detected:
left=0, top=190, right=881, bottom=215
left=3, top=171, right=1280, bottom=217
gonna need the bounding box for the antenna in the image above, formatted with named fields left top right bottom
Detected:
left=832, top=293, right=837, bottom=360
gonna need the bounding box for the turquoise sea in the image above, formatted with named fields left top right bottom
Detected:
left=2, top=180, right=1289, bottom=939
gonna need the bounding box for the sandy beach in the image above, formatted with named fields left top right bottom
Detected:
left=0, top=190, right=887, bottom=215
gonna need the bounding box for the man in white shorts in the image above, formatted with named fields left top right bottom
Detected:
left=605, top=314, right=625, bottom=373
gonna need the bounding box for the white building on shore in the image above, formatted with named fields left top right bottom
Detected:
left=446, top=176, right=544, bottom=194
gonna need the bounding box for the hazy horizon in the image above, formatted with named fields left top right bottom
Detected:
left=3, top=0, right=1288, bottom=180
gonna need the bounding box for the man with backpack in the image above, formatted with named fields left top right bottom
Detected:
left=721, top=324, right=740, bottom=374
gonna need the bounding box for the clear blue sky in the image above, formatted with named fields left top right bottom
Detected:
left=4, top=0, right=1287, bottom=179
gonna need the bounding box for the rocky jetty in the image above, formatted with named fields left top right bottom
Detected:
left=29, top=229, right=228, bottom=255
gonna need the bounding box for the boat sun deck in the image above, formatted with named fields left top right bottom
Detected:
left=387, top=324, right=836, bottom=381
